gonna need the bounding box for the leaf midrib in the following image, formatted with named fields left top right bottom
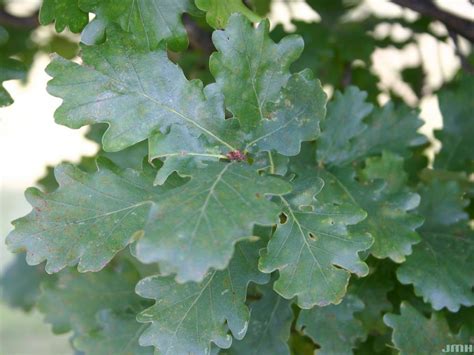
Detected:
left=78, top=54, right=237, bottom=151
left=280, top=196, right=338, bottom=300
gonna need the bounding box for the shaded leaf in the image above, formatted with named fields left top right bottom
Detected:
left=196, top=0, right=261, bottom=29
left=349, top=260, right=395, bottom=334
left=0, top=255, right=52, bottom=311
left=223, top=283, right=293, bottom=355
left=401, top=66, right=425, bottom=99
left=317, top=87, right=425, bottom=166
left=249, top=0, right=271, bottom=16
left=384, top=302, right=464, bottom=355
left=0, top=57, right=26, bottom=107
left=397, top=178, right=474, bottom=312
left=361, top=151, right=409, bottom=193
left=74, top=310, right=153, bottom=355
left=136, top=239, right=269, bottom=354
left=317, top=87, right=373, bottom=166
left=336, top=165, right=423, bottom=263
left=349, top=103, right=426, bottom=162
left=434, top=77, right=474, bottom=173
left=38, top=259, right=145, bottom=334
left=297, top=295, right=367, bottom=355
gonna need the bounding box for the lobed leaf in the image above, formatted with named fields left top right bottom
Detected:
left=246, top=69, right=326, bottom=156
left=397, top=178, right=474, bottom=312
left=6, top=159, right=173, bottom=274
left=135, top=160, right=291, bottom=282
left=317, top=86, right=426, bottom=166
left=317, top=87, right=372, bottom=166
left=384, top=302, right=465, bottom=354
left=296, top=295, right=367, bottom=355
left=353, top=153, right=424, bottom=262
left=348, top=103, right=427, bottom=162
left=79, top=0, right=198, bottom=51
left=136, top=239, right=269, bottom=354
left=0, top=57, right=26, bottom=107
left=259, top=170, right=372, bottom=308
left=0, top=254, right=51, bottom=311
left=46, top=28, right=235, bottom=155
left=196, top=0, right=261, bottom=29
left=224, top=283, right=293, bottom=355
left=349, top=260, right=395, bottom=334
left=38, top=259, right=145, bottom=335
left=74, top=310, right=154, bottom=355
left=210, top=14, right=304, bottom=131
left=434, top=77, right=474, bottom=173
left=39, top=0, right=89, bottom=33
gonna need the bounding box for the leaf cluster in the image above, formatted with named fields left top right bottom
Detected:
left=1, top=1, right=473, bottom=354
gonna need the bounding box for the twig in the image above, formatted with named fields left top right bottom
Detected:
left=0, top=8, right=39, bottom=29
left=391, top=0, right=474, bottom=43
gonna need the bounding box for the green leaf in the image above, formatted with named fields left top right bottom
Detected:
left=305, top=0, right=361, bottom=21
left=259, top=170, right=372, bottom=308
left=248, top=0, right=271, bottom=16
left=136, top=239, right=269, bottom=354
left=317, top=87, right=373, bottom=166
left=0, top=57, right=26, bottom=107
left=397, top=178, right=474, bottom=312
left=148, top=123, right=234, bottom=185
left=0, top=255, right=52, bottom=311
left=292, top=150, right=422, bottom=263
left=253, top=151, right=290, bottom=177
left=74, top=310, right=153, bottom=355
left=135, top=161, right=291, bottom=282
left=196, top=0, right=261, bottom=29
left=46, top=28, right=237, bottom=155
left=336, top=164, right=423, bottom=263
left=246, top=69, right=326, bottom=156
left=223, top=283, right=293, bottom=355
left=86, top=124, right=149, bottom=171
left=79, top=0, right=198, bottom=51
left=348, top=103, right=427, bottom=162
left=38, top=259, right=145, bottom=334
left=434, top=77, right=474, bottom=173
left=297, top=295, right=367, bottom=355
left=349, top=260, right=395, bottom=334
left=39, top=0, right=89, bottom=33
left=384, top=302, right=464, bottom=355
left=361, top=151, right=409, bottom=193
left=270, top=19, right=380, bottom=101
left=6, top=159, right=174, bottom=274
left=401, top=65, right=425, bottom=99
left=210, top=14, right=304, bottom=131
left=447, top=307, right=474, bottom=342
left=317, top=87, right=426, bottom=166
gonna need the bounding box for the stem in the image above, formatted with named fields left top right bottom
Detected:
left=268, top=151, right=275, bottom=174
left=155, top=152, right=228, bottom=160
left=391, top=0, right=474, bottom=43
